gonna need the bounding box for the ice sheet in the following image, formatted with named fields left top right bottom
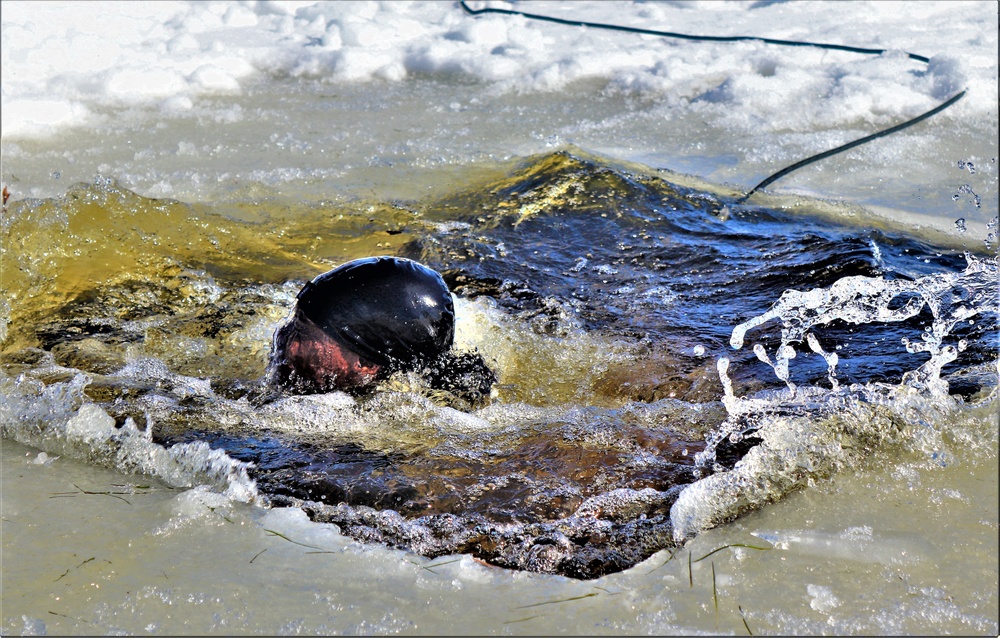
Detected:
left=3, top=1, right=995, bottom=139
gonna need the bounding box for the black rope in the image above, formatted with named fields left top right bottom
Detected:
left=459, top=1, right=967, bottom=201
left=460, top=1, right=930, bottom=62
left=739, top=89, right=966, bottom=202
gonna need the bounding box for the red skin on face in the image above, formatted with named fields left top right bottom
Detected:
left=276, top=312, right=381, bottom=391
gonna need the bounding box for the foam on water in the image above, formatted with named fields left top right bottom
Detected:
left=0, top=369, right=258, bottom=502
left=671, top=254, right=998, bottom=540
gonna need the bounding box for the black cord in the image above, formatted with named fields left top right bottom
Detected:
left=740, top=88, right=967, bottom=202
left=460, top=1, right=931, bottom=62
left=459, top=1, right=967, bottom=201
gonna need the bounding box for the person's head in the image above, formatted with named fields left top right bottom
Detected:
left=268, top=257, right=494, bottom=401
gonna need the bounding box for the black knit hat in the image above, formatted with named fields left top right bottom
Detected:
left=295, top=257, right=455, bottom=369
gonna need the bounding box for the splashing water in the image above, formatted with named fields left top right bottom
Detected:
left=672, top=254, right=998, bottom=540
left=953, top=184, right=982, bottom=209
left=2, top=152, right=996, bottom=577
left=728, top=254, right=997, bottom=397
left=0, top=372, right=258, bottom=503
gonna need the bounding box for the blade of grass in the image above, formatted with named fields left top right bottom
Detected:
left=422, top=558, right=462, bottom=572
left=515, top=592, right=598, bottom=610
left=54, top=557, right=95, bottom=582
left=50, top=484, right=132, bottom=504
left=48, top=611, right=89, bottom=624
left=207, top=506, right=233, bottom=523
left=503, top=615, right=542, bottom=625
left=693, top=543, right=772, bottom=563
left=739, top=605, right=753, bottom=636
left=249, top=548, right=268, bottom=564
left=110, top=483, right=153, bottom=492
left=264, top=529, right=328, bottom=551
left=712, top=561, right=719, bottom=629
left=688, top=550, right=693, bottom=587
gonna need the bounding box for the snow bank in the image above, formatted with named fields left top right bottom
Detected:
left=3, top=1, right=995, bottom=140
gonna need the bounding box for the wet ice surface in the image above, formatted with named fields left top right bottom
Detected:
left=3, top=406, right=997, bottom=636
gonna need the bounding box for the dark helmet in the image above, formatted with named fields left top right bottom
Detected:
left=295, top=257, right=455, bottom=369
left=267, top=256, right=495, bottom=403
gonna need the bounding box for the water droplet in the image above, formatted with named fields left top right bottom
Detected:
left=753, top=343, right=771, bottom=364
left=954, top=218, right=967, bottom=233
left=693, top=344, right=706, bottom=356
left=957, top=159, right=976, bottom=174
left=956, top=184, right=982, bottom=208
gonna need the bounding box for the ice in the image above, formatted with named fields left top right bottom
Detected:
left=19, top=616, right=46, bottom=637
left=752, top=528, right=933, bottom=567
left=2, top=1, right=994, bottom=142
left=27, top=451, right=58, bottom=466
left=1, top=1, right=994, bottom=243
left=259, top=505, right=347, bottom=549
left=155, top=484, right=242, bottom=535
left=807, top=584, right=841, bottom=613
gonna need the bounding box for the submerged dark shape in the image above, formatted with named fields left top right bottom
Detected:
left=268, top=256, right=495, bottom=401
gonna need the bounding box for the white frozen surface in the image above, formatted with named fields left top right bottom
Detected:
left=1, top=1, right=997, bottom=229
left=2, top=1, right=996, bottom=137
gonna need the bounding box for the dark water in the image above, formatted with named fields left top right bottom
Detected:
left=2, top=151, right=995, bottom=578
left=409, top=153, right=992, bottom=396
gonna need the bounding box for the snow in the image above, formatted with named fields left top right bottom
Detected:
left=3, top=1, right=995, bottom=140
left=1, top=1, right=996, bottom=238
